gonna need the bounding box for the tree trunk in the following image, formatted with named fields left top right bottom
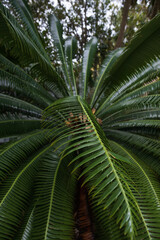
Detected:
left=84, top=0, right=87, bottom=44
left=93, top=0, right=99, bottom=80
left=149, top=0, right=160, bottom=19
left=115, top=0, right=131, bottom=48
left=75, top=180, right=94, bottom=240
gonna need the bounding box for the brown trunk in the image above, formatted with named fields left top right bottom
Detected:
left=115, top=0, right=131, bottom=48
left=93, top=0, right=99, bottom=80
left=80, top=0, right=87, bottom=55
left=84, top=0, right=87, bottom=44
left=149, top=0, right=160, bottom=19
left=75, top=180, right=94, bottom=240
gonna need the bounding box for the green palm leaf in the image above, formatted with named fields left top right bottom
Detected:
left=0, top=5, right=68, bottom=97
left=0, top=144, right=53, bottom=239
left=0, top=94, right=42, bottom=117
left=0, top=54, right=55, bottom=104
left=104, top=63, right=160, bottom=108
left=0, top=130, right=48, bottom=181
left=98, top=76, right=160, bottom=116
left=0, top=119, right=41, bottom=138
left=0, top=68, right=53, bottom=108
left=65, top=36, right=78, bottom=95
left=42, top=96, right=142, bottom=238
left=109, top=140, right=160, bottom=238
left=49, top=14, right=73, bottom=94
left=91, top=48, right=123, bottom=107
left=95, top=14, right=160, bottom=111
left=9, top=0, right=50, bottom=58
left=106, top=129, right=160, bottom=173
left=81, top=37, right=98, bottom=99
left=1, top=0, right=160, bottom=238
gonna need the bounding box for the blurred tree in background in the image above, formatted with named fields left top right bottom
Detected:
left=2, top=0, right=160, bottom=70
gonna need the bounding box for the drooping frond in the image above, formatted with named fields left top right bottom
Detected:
left=0, top=53, right=55, bottom=105
left=108, top=140, right=160, bottom=238
left=16, top=150, right=78, bottom=240
left=93, top=13, right=160, bottom=111
left=0, top=69, right=51, bottom=108
left=106, top=129, right=160, bottom=174
left=9, top=0, right=50, bottom=57
left=0, top=4, right=68, bottom=97
left=0, top=140, right=53, bottom=239
left=0, top=124, right=78, bottom=239
left=0, top=94, right=42, bottom=117
left=1, top=0, right=160, bottom=238
left=0, top=130, right=49, bottom=182
left=42, top=96, right=160, bottom=238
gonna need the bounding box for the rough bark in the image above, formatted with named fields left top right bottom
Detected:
left=149, top=0, right=160, bottom=19
left=115, top=0, right=132, bottom=48
left=75, top=180, right=94, bottom=240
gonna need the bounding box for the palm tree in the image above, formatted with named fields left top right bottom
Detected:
left=1, top=0, right=160, bottom=239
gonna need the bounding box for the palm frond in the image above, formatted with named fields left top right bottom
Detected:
left=104, top=62, right=160, bottom=107
left=32, top=153, right=77, bottom=239
left=49, top=14, right=73, bottom=94
left=106, top=129, right=160, bottom=174
left=0, top=94, right=42, bottom=117
left=42, top=96, right=145, bottom=238
left=0, top=143, right=53, bottom=239
left=108, top=140, right=160, bottom=238
left=0, top=69, right=50, bottom=108
left=0, top=118, right=41, bottom=138
left=94, top=13, right=160, bottom=109
left=0, top=5, right=68, bottom=97
left=92, top=205, right=129, bottom=240
left=9, top=0, right=49, bottom=58
left=0, top=130, right=48, bottom=182
left=1, top=1, right=160, bottom=238
left=98, top=76, right=160, bottom=117
left=81, top=37, right=98, bottom=99
left=65, top=36, right=78, bottom=95
left=0, top=53, right=55, bottom=104
left=91, top=48, right=123, bottom=107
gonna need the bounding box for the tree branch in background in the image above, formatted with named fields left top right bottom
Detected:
left=115, top=0, right=132, bottom=48
left=149, top=0, right=160, bottom=19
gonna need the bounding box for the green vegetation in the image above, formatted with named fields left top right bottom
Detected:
left=0, top=0, right=160, bottom=239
